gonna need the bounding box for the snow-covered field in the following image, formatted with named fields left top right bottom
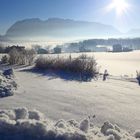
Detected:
left=0, top=51, right=140, bottom=139
left=44, top=50, right=140, bottom=76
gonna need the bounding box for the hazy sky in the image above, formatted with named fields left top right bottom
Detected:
left=0, top=0, right=140, bottom=34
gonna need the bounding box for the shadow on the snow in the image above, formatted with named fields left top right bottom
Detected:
left=0, top=64, right=30, bottom=71
left=20, top=68, right=93, bottom=82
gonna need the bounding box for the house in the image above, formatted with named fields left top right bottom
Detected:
left=79, top=46, right=91, bottom=52
left=37, top=48, right=49, bottom=54
left=122, top=47, right=133, bottom=52
left=94, top=46, right=107, bottom=52
left=112, top=44, right=122, bottom=52
left=54, top=46, right=62, bottom=54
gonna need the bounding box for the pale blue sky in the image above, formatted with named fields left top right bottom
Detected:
left=0, top=0, right=140, bottom=34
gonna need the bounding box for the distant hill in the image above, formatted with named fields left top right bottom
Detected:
left=5, top=18, right=121, bottom=40
left=64, top=38, right=140, bottom=53
left=127, top=29, right=140, bottom=37
left=0, top=35, right=9, bottom=42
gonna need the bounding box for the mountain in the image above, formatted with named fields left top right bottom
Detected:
left=127, top=29, right=140, bottom=37
left=0, top=35, right=9, bottom=42
left=5, top=18, right=121, bottom=40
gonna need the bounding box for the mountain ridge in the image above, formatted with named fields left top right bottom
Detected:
left=5, top=18, right=121, bottom=40
left=2, top=18, right=140, bottom=41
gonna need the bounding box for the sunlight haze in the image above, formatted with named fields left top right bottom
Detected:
left=0, top=0, right=139, bottom=34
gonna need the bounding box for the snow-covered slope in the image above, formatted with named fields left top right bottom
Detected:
left=0, top=68, right=140, bottom=132
left=0, top=51, right=140, bottom=136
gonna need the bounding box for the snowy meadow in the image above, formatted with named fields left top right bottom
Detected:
left=0, top=51, right=140, bottom=140
left=41, top=50, right=140, bottom=77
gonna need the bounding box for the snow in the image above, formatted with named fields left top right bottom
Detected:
left=80, top=118, right=90, bottom=132
left=45, top=50, right=140, bottom=76
left=134, top=130, right=140, bottom=138
left=28, top=109, right=45, bottom=120
left=0, top=68, right=17, bottom=97
left=0, top=108, right=138, bottom=140
left=0, top=67, right=139, bottom=132
left=101, top=121, right=114, bottom=135
left=14, top=107, right=28, bottom=119
left=0, top=51, right=140, bottom=139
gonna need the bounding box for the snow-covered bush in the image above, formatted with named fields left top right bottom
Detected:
left=101, top=121, right=114, bottom=134
left=1, top=55, right=9, bottom=64
left=3, top=68, right=14, bottom=78
left=79, top=118, right=90, bottom=132
left=0, top=107, right=138, bottom=140
left=134, top=130, right=140, bottom=138
left=28, top=109, right=44, bottom=120
left=14, top=107, right=28, bottom=120
left=35, top=54, right=98, bottom=81
left=0, top=69, right=17, bottom=98
left=8, top=48, right=36, bottom=65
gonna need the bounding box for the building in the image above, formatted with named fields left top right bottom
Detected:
left=94, top=46, right=107, bottom=52
left=79, top=46, right=91, bottom=52
left=112, top=44, right=122, bottom=52
left=53, top=46, right=62, bottom=54
left=122, top=47, right=133, bottom=52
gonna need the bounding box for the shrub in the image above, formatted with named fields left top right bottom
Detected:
left=1, top=55, right=9, bottom=64
left=26, top=49, right=37, bottom=65
left=0, top=108, right=137, bottom=140
left=35, top=54, right=98, bottom=81
left=8, top=48, right=36, bottom=65
left=0, top=69, right=17, bottom=98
